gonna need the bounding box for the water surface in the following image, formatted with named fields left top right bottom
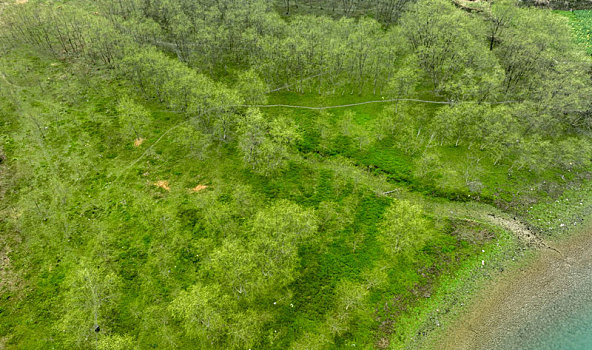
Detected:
left=435, top=230, right=592, bottom=350
left=499, top=261, right=592, bottom=350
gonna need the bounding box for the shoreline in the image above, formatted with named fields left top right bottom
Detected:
left=429, top=220, right=592, bottom=349
left=404, top=180, right=592, bottom=350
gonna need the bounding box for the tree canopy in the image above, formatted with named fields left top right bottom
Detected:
left=1, top=0, right=592, bottom=348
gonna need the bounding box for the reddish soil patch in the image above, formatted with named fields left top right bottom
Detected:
left=154, top=180, right=170, bottom=191
left=190, top=184, right=208, bottom=193
left=133, top=138, right=145, bottom=147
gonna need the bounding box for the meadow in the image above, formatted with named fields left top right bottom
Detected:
left=1, top=1, right=592, bottom=349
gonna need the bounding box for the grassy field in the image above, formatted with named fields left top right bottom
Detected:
left=1, top=3, right=592, bottom=348
left=0, top=48, right=576, bottom=349
left=0, top=48, right=517, bottom=348
left=559, top=10, right=592, bottom=54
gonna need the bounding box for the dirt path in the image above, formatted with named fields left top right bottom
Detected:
left=432, top=227, right=592, bottom=349
left=485, top=214, right=563, bottom=253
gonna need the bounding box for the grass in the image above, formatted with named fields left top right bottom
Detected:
left=266, top=88, right=570, bottom=208
left=0, top=49, right=482, bottom=348
left=415, top=173, right=592, bottom=349
left=0, top=36, right=590, bottom=349
left=559, top=10, right=592, bottom=54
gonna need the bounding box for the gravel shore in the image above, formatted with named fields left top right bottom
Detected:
left=434, top=229, right=592, bottom=349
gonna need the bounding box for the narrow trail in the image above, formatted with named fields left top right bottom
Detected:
left=484, top=213, right=564, bottom=256
left=116, top=97, right=517, bottom=178
left=239, top=98, right=518, bottom=110
left=113, top=122, right=186, bottom=181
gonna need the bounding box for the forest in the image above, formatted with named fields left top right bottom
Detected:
left=1, top=0, right=592, bottom=349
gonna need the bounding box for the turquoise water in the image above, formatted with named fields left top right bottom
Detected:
left=537, top=311, right=592, bottom=349
left=517, top=306, right=592, bottom=350
left=498, top=269, right=592, bottom=350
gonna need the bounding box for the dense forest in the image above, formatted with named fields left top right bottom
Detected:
left=1, top=0, right=592, bottom=349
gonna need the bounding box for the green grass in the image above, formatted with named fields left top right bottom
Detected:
left=1, top=35, right=590, bottom=348
left=265, top=89, right=570, bottom=210
left=0, top=48, right=512, bottom=348
left=559, top=10, right=592, bottom=54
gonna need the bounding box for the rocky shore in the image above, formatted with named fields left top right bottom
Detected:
left=433, top=226, right=592, bottom=349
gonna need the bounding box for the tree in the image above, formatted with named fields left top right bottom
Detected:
left=510, top=135, right=553, bottom=174
left=316, top=200, right=353, bottom=234
left=237, top=108, right=300, bottom=175
left=235, top=69, right=268, bottom=105
left=375, top=0, right=416, bottom=23
left=486, top=0, right=516, bottom=51
left=327, top=280, right=369, bottom=336
left=431, top=103, right=519, bottom=165
left=207, top=238, right=261, bottom=298
left=344, top=17, right=382, bottom=94
left=98, top=335, right=137, bottom=350
left=400, top=0, right=503, bottom=100
left=169, top=282, right=269, bottom=349
left=493, top=6, right=589, bottom=102
left=169, top=9, right=193, bottom=62
left=374, top=103, right=424, bottom=154
left=205, top=87, right=242, bottom=142
left=413, top=151, right=442, bottom=185
left=174, top=123, right=212, bottom=160
left=249, top=200, right=318, bottom=291
left=334, top=280, right=368, bottom=313
left=378, top=199, right=431, bottom=257
left=553, top=138, right=592, bottom=171
left=59, top=263, right=122, bottom=348
left=204, top=199, right=316, bottom=299
left=171, top=200, right=315, bottom=349
left=116, top=96, right=151, bottom=140
left=385, top=57, right=420, bottom=100
left=85, top=15, right=130, bottom=66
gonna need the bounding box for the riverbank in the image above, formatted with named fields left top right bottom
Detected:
left=432, top=225, right=592, bottom=349
left=420, top=182, right=592, bottom=349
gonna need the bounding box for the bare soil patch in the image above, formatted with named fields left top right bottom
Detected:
left=153, top=180, right=170, bottom=191
left=190, top=184, right=208, bottom=193
left=133, top=138, right=145, bottom=147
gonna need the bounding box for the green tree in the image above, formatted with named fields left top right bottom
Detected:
left=413, top=151, right=442, bottom=185
left=237, top=108, right=300, bottom=175
left=249, top=200, right=318, bottom=291
left=431, top=103, right=519, bottom=165
left=494, top=6, right=589, bottom=105
left=378, top=199, right=431, bottom=257
left=116, top=96, right=151, bottom=140
left=169, top=282, right=268, bottom=349
left=59, top=263, right=122, bottom=348
left=486, top=0, right=516, bottom=51
left=97, top=335, right=137, bottom=350
left=401, top=0, right=503, bottom=100
left=375, top=103, right=423, bottom=154
left=236, top=69, right=268, bottom=105
left=174, top=123, right=212, bottom=160
left=326, top=280, right=369, bottom=336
